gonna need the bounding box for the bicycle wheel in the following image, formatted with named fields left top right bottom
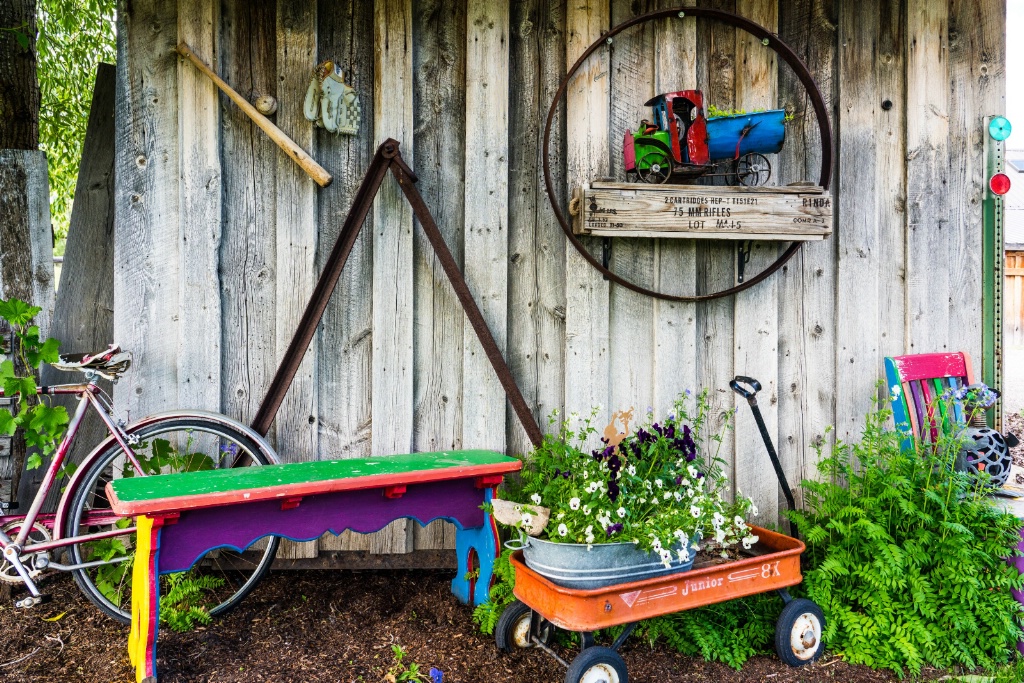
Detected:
left=64, top=415, right=280, bottom=624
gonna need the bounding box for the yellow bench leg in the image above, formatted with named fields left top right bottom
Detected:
left=129, top=514, right=162, bottom=683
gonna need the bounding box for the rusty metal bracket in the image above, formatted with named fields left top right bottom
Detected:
left=252, top=140, right=544, bottom=449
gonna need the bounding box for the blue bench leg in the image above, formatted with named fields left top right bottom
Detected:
left=451, top=489, right=499, bottom=606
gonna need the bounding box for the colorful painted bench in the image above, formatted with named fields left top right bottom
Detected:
left=106, top=450, right=521, bottom=683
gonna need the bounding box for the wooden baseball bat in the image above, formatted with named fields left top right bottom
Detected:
left=176, top=42, right=333, bottom=188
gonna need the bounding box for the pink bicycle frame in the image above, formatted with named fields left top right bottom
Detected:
left=0, top=382, right=145, bottom=552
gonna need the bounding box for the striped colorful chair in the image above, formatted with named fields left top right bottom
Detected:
left=883, top=351, right=977, bottom=452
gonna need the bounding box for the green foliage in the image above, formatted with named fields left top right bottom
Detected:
left=86, top=518, right=133, bottom=607
left=159, top=571, right=225, bottom=632
left=787, top=400, right=1024, bottom=677
left=706, top=104, right=765, bottom=118
left=37, top=0, right=116, bottom=246
left=471, top=549, right=516, bottom=635
left=0, top=298, right=68, bottom=471
left=385, top=645, right=431, bottom=682
left=638, top=592, right=782, bottom=669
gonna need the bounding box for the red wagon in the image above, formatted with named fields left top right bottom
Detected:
left=494, top=378, right=826, bottom=683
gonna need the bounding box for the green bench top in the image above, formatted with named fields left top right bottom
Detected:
left=107, top=450, right=521, bottom=516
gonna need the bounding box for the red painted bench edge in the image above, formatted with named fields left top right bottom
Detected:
left=106, top=460, right=521, bottom=517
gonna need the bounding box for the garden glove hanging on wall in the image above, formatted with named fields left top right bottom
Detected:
left=303, top=61, right=360, bottom=136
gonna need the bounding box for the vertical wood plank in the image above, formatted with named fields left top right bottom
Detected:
left=39, top=63, right=117, bottom=486
left=372, top=0, right=415, bottom=553
left=219, top=0, right=277, bottom=427
left=652, top=1, right=698, bottom=415
left=411, top=0, right=467, bottom=551
left=462, top=0, right=510, bottom=452
left=608, top=0, right=655, bottom=420
left=948, top=0, right=1004, bottom=362
left=275, top=0, right=319, bottom=559
left=875, top=0, right=907, bottom=371
left=177, top=0, right=221, bottom=414
left=316, top=0, right=376, bottom=553
left=695, top=0, right=736, bottom=490
left=507, top=0, right=567, bottom=456
left=114, top=0, right=180, bottom=420
left=835, top=0, right=881, bottom=442
left=565, top=0, right=611, bottom=439
left=776, top=0, right=838, bottom=498
left=732, top=0, right=778, bottom=526
left=905, top=1, right=950, bottom=356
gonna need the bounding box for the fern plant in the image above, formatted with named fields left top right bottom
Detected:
left=788, top=399, right=1024, bottom=677
left=160, top=571, right=225, bottom=632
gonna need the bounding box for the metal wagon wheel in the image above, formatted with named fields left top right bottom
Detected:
left=637, top=150, right=673, bottom=184
left=733, top=152, right=772, bottom=187
left=542, top=6, right=833, bottom=302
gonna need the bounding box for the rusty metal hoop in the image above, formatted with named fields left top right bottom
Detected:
left=543, top=7, right=834, bottom=302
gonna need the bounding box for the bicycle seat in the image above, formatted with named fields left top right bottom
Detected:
left=49, top=344, right=132, bottom=380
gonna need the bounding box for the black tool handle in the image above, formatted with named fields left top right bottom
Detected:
left=731, top=375, right=799, bottom=540
left=730, top=376, right=761, bottom=401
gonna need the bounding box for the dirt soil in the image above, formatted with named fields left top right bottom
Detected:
left=0, top=569, right=958, bottom=683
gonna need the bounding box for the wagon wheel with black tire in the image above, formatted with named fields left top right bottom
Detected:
left=775, top=598, right=825, bottom=666
left=564, top=646, right=628, bottom=683
left=495, top=600, right=553, bottom=652
left=733, top=152, right=772, bottom=187
left=636, top=150, right=672, bottom=184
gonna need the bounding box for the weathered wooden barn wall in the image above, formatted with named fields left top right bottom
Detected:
left=113, top=0, right=1005, bottom=557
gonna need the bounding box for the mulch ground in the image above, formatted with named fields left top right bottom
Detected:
left=0, top=569, right=955, bottom=683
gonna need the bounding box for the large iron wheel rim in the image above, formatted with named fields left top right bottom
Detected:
left=64, top=415, right=280, bottom=624
left=733, top=152, right=772, bottom=187
left=542, top=7, right=833, bottom=301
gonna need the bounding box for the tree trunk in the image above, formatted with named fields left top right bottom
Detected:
left=0, top=0, right=38, bottom=149
left=0, top=0, right=43, bottom=509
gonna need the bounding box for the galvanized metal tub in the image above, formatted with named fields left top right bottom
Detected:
left=521, top=536, right=700, bottom=590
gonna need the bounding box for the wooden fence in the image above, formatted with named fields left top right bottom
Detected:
left=113, top=0, right=1004, bottom=562
left=1007, top=251, right=1024, bottom=347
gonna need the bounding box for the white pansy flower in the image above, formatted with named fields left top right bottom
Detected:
left=644, top=480, right=653, bottom=491
left=531, top=493, right=542, bottom=505
left=742, top=534, right=759, bottom=549
left=674, top=491, right=682, bottom=502
left=585, top=525, right=594, bottom=535
left=750, top=503, right=758, bottom=516
left=587, top=481, right=601, bottom=493
left=687, top=465, right=699, bottom=478
left=557, top=512, right=565, bottom=519
left=677, top=547, right=691, bottom=563
left=569, top=497, right=581, bottom=510
left=617, top=507, right=627, bottom=518
left=715, top=529, right=727, bottom=543
left=521, top=513, right=533, bottom=526
left=558, top=523, right=569, bottom=537
left=655, top=478, right=664, bottom=489
left=734, top=515, right=745, bottom=526
left=686, top=488, right=694, bottom=498
left=583, top=505, right=591, bottom=515
left=690, top=505, right=701, bottom=518
left=663, top=491, right=672, bottom=500
left=627, top=464, right=637, bottom=476
left=713, top=512, right=725, bottom=528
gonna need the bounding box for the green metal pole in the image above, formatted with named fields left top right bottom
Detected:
left=982, top=115, right=1005, bottom=429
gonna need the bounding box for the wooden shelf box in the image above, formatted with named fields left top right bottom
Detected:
left=573, top=181, right=833, bottom=241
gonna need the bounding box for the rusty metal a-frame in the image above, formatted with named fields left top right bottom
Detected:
left=251, top=139, right=544, bottom=449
